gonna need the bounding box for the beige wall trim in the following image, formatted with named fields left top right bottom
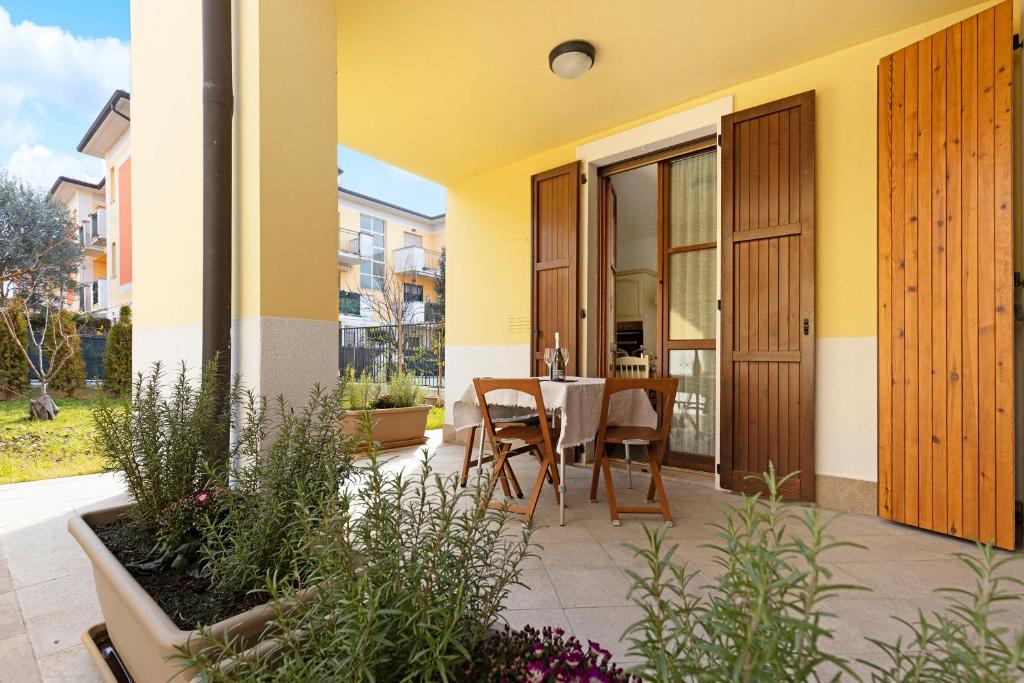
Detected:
left=816, top=473, right=878, bottom=516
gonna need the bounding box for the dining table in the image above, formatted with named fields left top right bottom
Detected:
left=452, top=376, right=658, bottom=525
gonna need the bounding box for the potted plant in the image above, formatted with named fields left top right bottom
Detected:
left=68, top=363, right=354, bottom=682
left=339, top=369, right=431, bottom=450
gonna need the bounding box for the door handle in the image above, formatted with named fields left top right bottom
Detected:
left=803, top=319, right=810, bottom=336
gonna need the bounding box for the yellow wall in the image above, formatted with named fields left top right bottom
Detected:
left=445, top=0, right=1015, bottom=348
left=130, top=0, right=203, bottom=330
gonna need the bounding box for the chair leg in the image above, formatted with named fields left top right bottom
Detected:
left=482, top=446, right=510, bottom=509
left=547, top=455, right=561, bottom=505
left=504, top=458, right=524, bottom=498
left=600, top=454, right=621, bottom=525
left=589, top=446, right=604, bottom=502
left=522, top=455, right=552, bottom=523
left=646, top=444, right=673, bottom=525
left=495, top=444, right=514, bottom=498
left=460, top=425, right=476, bottom=488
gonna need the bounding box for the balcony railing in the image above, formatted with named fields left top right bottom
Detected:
left=78, top=279, right=110, bottom=314
left=392, top=246, right=441, bottom=277
left=86, top=209, right=107, bottom=249
left=338, top=228, right=373, bottom=265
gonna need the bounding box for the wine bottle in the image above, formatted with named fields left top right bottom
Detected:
left=552, top=332, right=566, bottom=381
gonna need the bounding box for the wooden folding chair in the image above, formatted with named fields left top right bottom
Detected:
left=589, top=377, right=678, bottom=526
left=474, top=378, right=561, bottom=523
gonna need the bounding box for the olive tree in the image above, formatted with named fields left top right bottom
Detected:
left=0, top=170, right=83, bottom=418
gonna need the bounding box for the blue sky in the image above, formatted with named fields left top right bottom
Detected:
left=0, top=1, right=446, bottom=215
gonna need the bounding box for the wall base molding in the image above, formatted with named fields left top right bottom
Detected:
left=815, top=474, right=877, bottom=516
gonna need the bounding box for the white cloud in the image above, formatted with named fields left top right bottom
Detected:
left=3, top=143, right=103, bottom=190
left=0, top=5, right=129, bottom=147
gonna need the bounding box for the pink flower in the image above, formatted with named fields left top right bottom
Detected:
left=190, top=490, right=213, bottom=507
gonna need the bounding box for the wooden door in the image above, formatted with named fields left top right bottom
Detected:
left=720, top=91, right=816, bottom=501
left=877, top=1, right=1015, bottom=549
left=531, top=161, right=580, bottom=376
left=596, top=179, right=617, bottom=377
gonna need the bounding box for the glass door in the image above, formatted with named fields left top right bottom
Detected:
left=660, top=148, right=717, bottom=470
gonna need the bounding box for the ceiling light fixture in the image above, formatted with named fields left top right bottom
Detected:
left=548, top=40, right=595, bottom=79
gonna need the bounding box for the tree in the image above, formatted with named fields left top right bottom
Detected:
left=0, top=298, right=29, bottom=399
left=0, top=170, right=83, bottom=418
left=45, top=309, right=85, bottom=397
left=103, top=305, right=132, bottom=397
left=354, top=263, right=418, bottom=376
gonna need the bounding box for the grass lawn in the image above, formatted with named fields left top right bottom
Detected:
left=426, top=406, right=444, bottom=431
left=0, top=395, right=114, bottom=485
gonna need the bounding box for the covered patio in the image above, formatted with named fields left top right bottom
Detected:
left=3, top=435, right=1022, bottom=680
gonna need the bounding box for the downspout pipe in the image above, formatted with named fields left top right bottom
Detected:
left=202, top=0, right=233, bottom=445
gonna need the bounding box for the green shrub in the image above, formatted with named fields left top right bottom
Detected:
left=199, top=383, right=355, bottom=597
left=181, top=446, right=533, bottom=682
left=93, top=362, right=232, bottom=557
left=865, top=545, right=1024, bottom=681
left=624, top=466, right=861, bottom=682
left=341, top=368, right=425, bottom=410
left=45, top=309, right=85, bottom=396
left=103, top=306, right=132, bottom=397
left=0, top=299, right=30, bottom=399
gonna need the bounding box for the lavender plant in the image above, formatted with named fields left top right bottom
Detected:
left=180, top=440, right=532, bottom=682
left=624, top=466, right=862, bottom=682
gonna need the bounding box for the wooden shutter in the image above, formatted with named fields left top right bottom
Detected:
left=531, top=161, right=580, bottom=376
left=878, top=1, right=1015, bottom=549
left=720, top=91, right=816, bottom=501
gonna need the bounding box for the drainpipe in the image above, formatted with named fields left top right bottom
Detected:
left=202, top=0, right=233, bottom=452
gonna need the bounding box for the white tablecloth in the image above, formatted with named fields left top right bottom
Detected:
left=452, top=377, right=657, bottom=452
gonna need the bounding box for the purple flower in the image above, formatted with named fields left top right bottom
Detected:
left=190, top=490, right=213, bottom=507
left=565, top=651, right=585, bottom=668
left=526, top=661, right=551, bottom=682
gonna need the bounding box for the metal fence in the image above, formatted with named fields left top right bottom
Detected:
left=339, top=323, right=443, bottom=388
left=28, top=334, right=106, bottom=381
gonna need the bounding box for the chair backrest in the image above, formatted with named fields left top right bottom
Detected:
left=613, top=355, right=650, bottom=378
left=472, top=378, right=557, bottom=453
left=596, top=377, right=678, bottom=445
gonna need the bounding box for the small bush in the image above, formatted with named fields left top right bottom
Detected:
left=625, top=466, right=861, bottom=682
left=199, top=383, right=355, bottom=597
left=103, top=305, right=132, bottom=397
left=94, top=362, right=231, bottom=556
left=0, top=299, right=30, bottom=399
left=465, top=624, right=639, bottom=682
left=181, top=446, right=533, bottom=682
left=341, top=367, right=380, bottom=410
left=371, top=393, right=398, bottom=409
left=386, top=370, right=425, bottom=407
left=865, top=545, right=1024, bottom=681
left=341, top=368, right=425, bottom=409
left=45, top=309, right=85, bottom=396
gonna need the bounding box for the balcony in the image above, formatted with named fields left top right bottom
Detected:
left=392, top=246, right=441, bottom=278
left=338, top=228, right=372, bottom=265
left=81, top=210, right=107, bottom=255
left=78, top=279, right=109, bottom=314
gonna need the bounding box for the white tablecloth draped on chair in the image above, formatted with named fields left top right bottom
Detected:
left=452, top=376, right=657, bottom=452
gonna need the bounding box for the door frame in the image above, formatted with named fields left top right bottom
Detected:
left=596, top=135, right=719, bottom=473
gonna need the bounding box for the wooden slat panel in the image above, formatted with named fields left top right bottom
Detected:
left=878, top=56, right=893, bottom=519
left=721, top=92, right=815, bottom=501
left=991, top=0, right=1014, bottom=551
left=877, top=1, right=1014, bottom=548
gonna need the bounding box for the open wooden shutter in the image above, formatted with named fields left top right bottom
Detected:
left=531, top=161, right=580, bottom=376
left=878, top=0, right=1015, bottom=549
left=720, top=91, right=816, bottom=501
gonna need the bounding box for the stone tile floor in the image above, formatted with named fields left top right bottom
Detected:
left=1, top=431, right=1021, bottom=680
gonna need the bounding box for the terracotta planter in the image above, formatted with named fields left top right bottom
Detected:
left=340, top=405, right=431, bottom=450
left=69, top=503, right=276, bottom=683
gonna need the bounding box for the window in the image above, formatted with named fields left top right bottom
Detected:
left=403, top=232, right=423, bottom=248
left=109, top=166, right=117, bottom=203
left=338, top=290, right=360, bottom=316
left=359, top=214, right=386, bottom=290
left=403, top=283, right=423, bottom=303
left=111, top=242, right=117, bottom=278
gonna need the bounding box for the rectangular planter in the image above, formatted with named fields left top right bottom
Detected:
left=340, top=405, right=431, bottom=450
left=69, top=503, right=276, bottom=683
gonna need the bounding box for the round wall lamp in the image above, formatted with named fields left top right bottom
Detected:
left=548, top=40, right=595, bottom=79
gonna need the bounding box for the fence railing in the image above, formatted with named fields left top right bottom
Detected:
left=28, top=334, right=106, bottom=382
left=339, top=323, right=443, bottom=388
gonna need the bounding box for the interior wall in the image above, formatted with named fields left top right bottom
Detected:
left=611, top=166, right=658, bottom=272
left=443, top=1, right=1019, bottom=492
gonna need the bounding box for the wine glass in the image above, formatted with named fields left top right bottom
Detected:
left=559, top=347, right=570, bottom=374
left=543, top=348, right=554, bottom=376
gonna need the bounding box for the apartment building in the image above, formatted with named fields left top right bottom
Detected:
left=50, top=90, right=132, bottom=319
left=337, top=186, right=445, bottom=327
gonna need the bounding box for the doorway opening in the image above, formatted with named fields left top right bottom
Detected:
left=598, top=137, right=718, bottom=472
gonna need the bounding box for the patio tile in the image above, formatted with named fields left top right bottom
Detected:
left=833, top=559, right=980, bottom=599
left=821, top=598, right=920, bottom=654
left=821, top=533, right=950, bottom=563
left=18, top=571, right=102, bottom=659
left=500, top=608, right=573, bottom=635
left=36, top=644, right=103, bottom=683
left=537, top=540, right=614, bottom=569
left=504, top=570, right=560, bottom=610
left=547, top=567, right=633, bottom=609
left=0, top=590, right=25, bottom=641
left=563, top=606, right=644, bottom=661
left=0, top=633, right=42, bottom=683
